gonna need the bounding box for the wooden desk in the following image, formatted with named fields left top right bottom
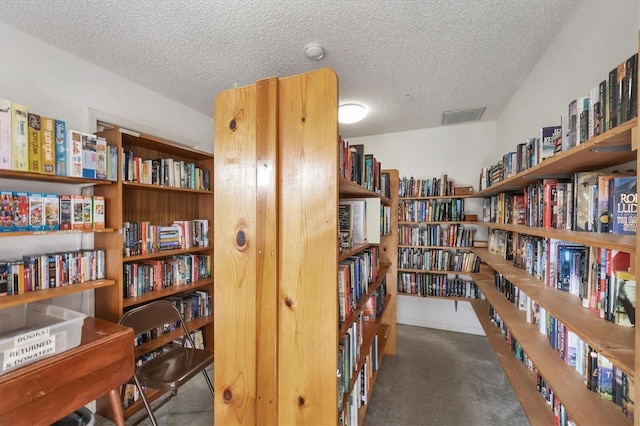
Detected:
left=0, top=317, right=134, bottom=426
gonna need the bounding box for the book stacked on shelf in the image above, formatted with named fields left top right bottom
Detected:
left=338, top=248, right=379, bottom=323
left=397, top=272, right=482, bottom=298
left=398, top=247, right=480, bottom=273
left=398, top=175, right=456, bottom=197
left=0, top=99, right=119, bottom=180
left=398, top=223, right=477, bottom=247
left=121, top=150, right=210, bottom=190
left=399, top=198, right=465, bottom=222
left=0, top=249, right=106, bottom=296
left=122, top=219, right=210, bottom=257
left=338, top=136, right=382, bottom=194
left=122, top=253, right=211, bottom=298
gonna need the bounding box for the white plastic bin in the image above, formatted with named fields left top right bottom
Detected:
left=0, top=303, right=87, bottom=374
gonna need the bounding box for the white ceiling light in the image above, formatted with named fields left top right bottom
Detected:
left=339, top=103, right=368, bottom=124
left=304, top=43, right=325, bottom=60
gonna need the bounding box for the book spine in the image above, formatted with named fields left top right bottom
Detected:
left=11, top=102, right=28, bottom=171
left=82, top=133, right=97, bottom=178
left=54, top=119, right=66, bottom=176
left=67, top=130, right=82, bottom=177
left=95, top=136, right=107, bottom=179
left=27, top=113, right=42, bottom=173
left=40, top=116, right=55, bottom=174
left=0, top=99, right=11, bottom=169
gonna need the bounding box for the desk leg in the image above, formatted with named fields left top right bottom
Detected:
left=108, top=388, right=125, bottom=426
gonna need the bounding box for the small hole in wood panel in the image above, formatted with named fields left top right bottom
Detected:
left=230, top=120, right=236, bottom=130
left=298, top=396, right=305, bottom=406
left=301, top=116, right=306, bottom=123
left=224, top=389, right=232, bottom=401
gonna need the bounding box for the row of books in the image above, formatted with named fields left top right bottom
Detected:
left=398, top=198, right=465, bottom=223
left=362, top=278, right=386, bottom=322
left=338, top=198, right=390, bottom=252
left=398, top=175, right=456, bottom=198
left=338, top=136, right=383, bottom=194
left=483, top=172, right=637, bottom=236
left=397, top=272, right=482, bottom=298
left=123, top=254, right=211, bottom=298
left=489, top=304, right=634, bottom=422
left=564, top=53, right=638, bottom=150
left=338, top=248, right=379, bottom=323
left=478, top=52, right=637, bottom=191
left=398, top=247, right=481, bottom=273
left=0, top=100, right=119, bottom=180
left=122, top=149, right=211, bottom=190
left=398, top=223, right=477, bottom=248
left=489, top=229, right=635, bottom=326
left=122, top=219, right=210, bottom=257
left=0, top=191, right=105, bottom=232
left=339, top=332, right=378, bottom=425
left=0, top=249, right=106, bottom=296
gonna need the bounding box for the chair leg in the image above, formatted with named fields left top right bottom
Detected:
left=134, top=375, right=158, bottom=426
left=202, top=369, right=214, bottom=397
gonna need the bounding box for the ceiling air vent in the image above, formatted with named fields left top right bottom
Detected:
left=442, top=107, right=486, bottom=126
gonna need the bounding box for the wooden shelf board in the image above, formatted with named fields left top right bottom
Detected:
left=121, top=131, right=214, bottom=160
left=339, top=177, right=391, bottom=205
left=469, top=299, right=555, bottom=426
left=122, top=388, right=163, bottom=419
left=397, top=293, right=482, bottom=302
left=472, top=248, right=635, bottom=376
left=133, top=315, right=213, bottom=357
left=0, top=169, right=116, bottom=185
left=474, top=118, right=638, bottom=197
left=471, top=222, right=636, bottom=254
left=0, top=279, right=116, bottom=308
left=339, top=243, right=375, bottom=261
left=123, top=278, right=214, bottom=308
left=123, top=246, right=213, bottom=262
left=475, top=279, right=632, bottom=425
left=0, top=228, right=116, bottom=237
left=122, top=181, right=213, bottom=194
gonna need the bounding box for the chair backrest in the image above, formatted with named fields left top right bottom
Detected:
left=119, top=300, right=190, bottom=343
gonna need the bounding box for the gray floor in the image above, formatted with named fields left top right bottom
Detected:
left=95, top=325, right=529, bottom=425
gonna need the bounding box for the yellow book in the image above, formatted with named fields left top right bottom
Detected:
left=11, top=102, right=28, bottom=171
left=27, top=112, right=42, bottom=173
left=40, top=116, right=55, bottom=175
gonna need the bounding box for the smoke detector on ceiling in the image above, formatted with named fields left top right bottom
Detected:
left=304, top=43, right=325, bottom=60
left=442, top=107, right=486, bottom=125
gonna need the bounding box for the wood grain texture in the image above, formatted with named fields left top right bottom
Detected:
left=278, top=68, right=339, bottom=425
left=380, top=169, right=399, bottom=356
left=213, top=82, right=259, bottom=425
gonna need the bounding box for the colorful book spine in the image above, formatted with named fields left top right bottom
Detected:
left=13, top=191, right=29, bottom=231
left=28, top=192, right=44, bottom=231
left=609, top=176, right=637, bottom=235
left=54, top=119, right=66, bottom=176
left=40, top=116, right=55, bottom=175
left=43, top=193, right=60, bottom=231
left=95, top=136, right=107, bottom=180
left=0, top=190, right=14, bottom=231
left=71, top=194, right=84, bottom=230
left=11, top=102, right=28, bottom=171
left=0, top=99, right=11, bottom=169
left=66, top=129, right=82, bottom=177
left=107, top=145, right=118, bottom=181
left=59, top=194, right=72, bottom=230
left=81, top=133, right=97, bottom=179
left=92, top=195, right=105, bottom=229
left=27, top=113, right=42, bottom=173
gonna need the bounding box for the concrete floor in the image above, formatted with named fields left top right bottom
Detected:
left=95, top=325, right=529, bottom=426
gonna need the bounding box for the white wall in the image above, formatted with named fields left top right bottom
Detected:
left=350, top=121, right=495, bottom=334
left=0, top=23, right=213, bottom=151
left=495, top=0, right=640, bottom=160
left=0, top=23, right=214, bottom=314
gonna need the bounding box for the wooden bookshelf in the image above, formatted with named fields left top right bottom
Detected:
left=213, top=69, right=398, bottom=425
left=92, top=127, right=214, bottom=421
left=471, top=35, right=639, bottom=424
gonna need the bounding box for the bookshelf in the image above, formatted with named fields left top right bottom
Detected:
left=397, top=191, right=481, bottom=300
left=213, top=68, right=397, bottom=425
left=469, top=35, right=639, bottom=425
left=92, top=127, right=214, bottom=420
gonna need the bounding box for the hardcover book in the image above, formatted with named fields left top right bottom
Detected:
left=609, top=176, right=637, bottom=235
left=71, top=195, right=84, bottom=230
left=0, top=190, right=13, bottom=231
left=13, top=191, right=29, bottom=231
left=614, top=270, right=636, bottom=327
left=59, top=194, right=72, bottom=230
left=11, top=102, right=28, bottom=171
left=67, top=129, right=83, bottom=177
left=54, top=119, right=66, bottom=176
left=573, top=171, right=600, bottom=232
left=43, top=193, right=60, bottom=231
left=539, top=126, right=561, bottom=163
left=0, top=99, right=11, bottom=170
left=27, top=113, right=42, bottom=173
left=82, top=195, right=93, bottom=229
left=28, top=192, right=44, bottom=231
left=81, top=132, right=97, bottom=179
left=40, top=116, right=55, bottom=174
left=92, top=196, right=105, bottom=229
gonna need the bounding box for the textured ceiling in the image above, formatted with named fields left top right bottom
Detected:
left=0, top=0, right=582, bottom=139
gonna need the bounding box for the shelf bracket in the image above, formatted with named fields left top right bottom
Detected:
left=454, top=300, right=458, bottom=312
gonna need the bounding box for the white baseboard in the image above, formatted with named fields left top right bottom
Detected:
left=397, top=316, right=485, bottom=336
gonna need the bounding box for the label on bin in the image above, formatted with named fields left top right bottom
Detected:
left=3, top=335, right=56, bottom=371
left=13, top=326, right=51, bottom=346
